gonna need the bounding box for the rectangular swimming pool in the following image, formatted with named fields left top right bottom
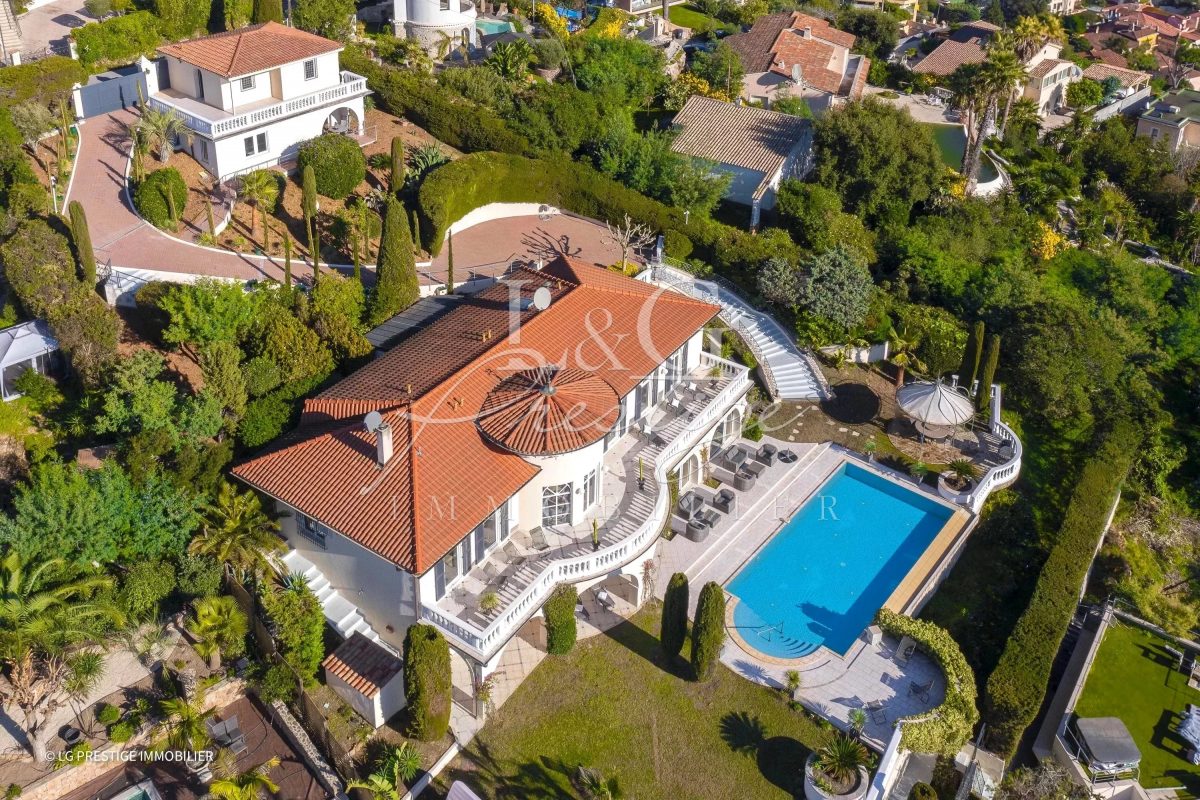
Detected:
left=477, top=19, right=514, bottom=35
left=726, top=463, right=954, bottom=659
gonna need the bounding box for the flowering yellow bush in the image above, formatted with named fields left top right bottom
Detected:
left=1033, top=220, right=1068, bottom=261
left=587, top=7, right=629, bottom=37
left=534, top=3, right=569, bottom=39
left=663, top=71, right=731, bottom=110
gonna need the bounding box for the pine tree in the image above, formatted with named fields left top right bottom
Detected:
left=445, top=231, right=454, bottom=295
left=690, top=581, right=725, bottom=682
left=390, top=136, right=404, bottom=194
left=68, top=200, right=96, bottom=286
left=660, top=572, right=689, bottom=661
left=252, top=0, right=283, bottom=24
left=960, top=320, right=984, bottom=389
left=368, top=197, right=419, bottom=326
left=977, top=334, right=1001, bottom=412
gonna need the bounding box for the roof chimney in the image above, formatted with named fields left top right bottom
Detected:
left=376, top=422, right=394, bottom=467
left=801, top=25, right=812, bottom=37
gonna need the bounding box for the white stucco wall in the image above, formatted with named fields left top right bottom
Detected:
left=518, top=439, right=606, bottom=530
left=277, top=503, right=418, bottom=653
left=394, top=0, right=478, bottom=48
left=326, top=665, right=406, bottom=728
left=276, top=52, right=342, bottom=100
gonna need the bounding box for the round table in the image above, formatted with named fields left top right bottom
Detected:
left=914, top=421, right=956, bottom=441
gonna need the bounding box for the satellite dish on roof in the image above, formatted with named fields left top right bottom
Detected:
left=532, top=286, right=551, bottom=310
left=363, top=411, right=384, bottom=432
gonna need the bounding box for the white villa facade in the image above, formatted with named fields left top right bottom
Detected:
left=145, top=22, right=369, bottom=181
left=234, top=255, right=752, bottom=722
left=391, top=0, right=478, bottom=51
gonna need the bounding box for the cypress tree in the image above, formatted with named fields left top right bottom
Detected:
left=390, top=136, right=405, bottom=194
left=302, top=166, right=319, bottom=279
left=977, top=334, right=1001, bottom=412
left=690, top=581, right=726, bottom=682
left=282, top=232, right=292, bottom=289
left=660, top=572, right=689, bottom=661
left=410, top=208, right=421, bottom=252
left=402, top=624, right=451, bottom=741
left=68, top=200, right=96, bottom=285
left=368, top=197, right=419, bottom=326
left=445, top=230, right=455, bottom=294
left=252, top=0, right=282, bottom=24
left=960, top=320, right=984, bottom=389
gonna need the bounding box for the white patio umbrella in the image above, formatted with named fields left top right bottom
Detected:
left=896, top=380, right=974, bottom=440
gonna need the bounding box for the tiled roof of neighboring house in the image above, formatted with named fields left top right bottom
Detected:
left=725, top=11, right=862, bottom=96
left=157, top=21, right=341, bottom=78
left=477, top=366, right=621, bottom=456
left=322, top=633, right=402, bottom=698
left=233, top=256, right=719, bottom=575
left=1027, top=58, right=1075, bottom=79
left=671, top=96, right=810, bottom=175
left=913, top=39, right=987, bottom=75
left=1081, top=62, right=1151, bottom=87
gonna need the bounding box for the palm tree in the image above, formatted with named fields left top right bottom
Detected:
left=189, top=482, right=284, bottom=580
left=64, top=650, right=105, bottom=733
left=888, top=328, right=926, bottom=387
left=816, top=734, right=869, bottom=789
left=208, top=756, right=281, bottom=799
left=125, top=120, right=152, bottom=182
left=985, top=43, right=1025, bottom=138
left=188, top=596, right=248, bottom=670
left=347, top=743, right=422, bottom=799
left=946, top=458, right=979, bottom=490
left=153, top=693, right=215, bottom=752
left=138, top=106, right=189, bottom=163
left=1011, top=14, right=1064, bottom=63
left=910, top=460, right=931, bottom=484
left=434, top=31, right=455, bottom=60
left=238, top=170, right=279, bottom=239
left=486, top=39, right=534, bottom=82
left=575, top=766, right=623, bottom=800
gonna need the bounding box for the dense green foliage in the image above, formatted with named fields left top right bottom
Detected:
left=73, top=12, right=163, bottom=68
left=68, top=201, right=96, bottom=285
left=690, top=581, right=725, bottom=681
left=296, top=133, right=366, bottom=199
left=368, top=197, right=418, bottom=326
left=260, top=581, right=325, bottom=683
left=293, top=0, right=356, bottom=40
left=134, top=168, right=188, bottom=230
left=660, top=572, right=688, bottom=660
left=909, top=783, right=937, bottom=800
left=545, top=585, right=578, bottom=655
left=875, top=608, right=979, bottom=755
left=403, top=624, right=451, bottom=741
left=985, top=421, right=1140, bottom=757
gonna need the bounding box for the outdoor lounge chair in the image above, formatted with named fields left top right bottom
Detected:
left=502, top=540, right=527, bottom=567
left=575, top=600, right=591, bottom=621
left=698, top=509, right=720, bottom=529
left=207, top=716, right=247, bottom=755
left=483, top=561, right=509, bottom=592
left=744, top=460, right=767, bottom=478
left=755, top=443, right=777, bottom=466
left=529, top=527, right=550, bottom=551
left=713, top=488, right=736, bottom=514
left=896, top=636, right=917, bottom=666
left=596, top=589, right=616, bottom=611
left=677, top=491, right=705, bottom=520
left=734, top=470, right=756, bottom=492
left=685, top=518, right=711, bottom=542
left=723, top=446, right=748, bottom=472
left=865, top=700, right=886, bottom=725
left=908, top=680, right=933, bottom=703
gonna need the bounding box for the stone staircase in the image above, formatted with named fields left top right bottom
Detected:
left=0, top=0, right=21, bottom=66
left=280, top=550, right=397, bottom=655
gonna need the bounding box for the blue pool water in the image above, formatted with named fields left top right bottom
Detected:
left=477, top=19, right=514, bottom=35
left=727, top=463, right=953, bottom=659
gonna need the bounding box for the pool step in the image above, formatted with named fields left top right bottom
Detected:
left=686, top=443, right=833, bottom=592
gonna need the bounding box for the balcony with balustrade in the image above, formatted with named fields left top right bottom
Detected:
left=420, top=351, right=752, bottom=664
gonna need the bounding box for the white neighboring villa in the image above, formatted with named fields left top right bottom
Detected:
left=145, top=21, right=370, bottom=181
left=391, top=0, right=478, bottom=52
left=233, top=255, right=752, bottom=724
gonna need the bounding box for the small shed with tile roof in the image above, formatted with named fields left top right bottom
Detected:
left=323, top=632, right=405, bottom=728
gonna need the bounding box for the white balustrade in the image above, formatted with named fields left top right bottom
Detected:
left=420, top=357, right=751, bottom=661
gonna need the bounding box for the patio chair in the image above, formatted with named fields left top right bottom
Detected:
left=865, top=700, right=887, bottom=725
left=908, top=680, right=933, bottom=703
left=723, top=446, right=748, bottom=472
left=744, top=461, right=767, bottom=478
left=698, top=509, right=720, bottom=529
left=575, top=600, right=591, bottom=621
left=502, top=540, right=527, bottom=568
left=713, top=488, right=736, bottom=514
left=596, top=589, right=616, bottom=612
left=529, top=527, right=550, bottom=552
left=755, top=443, right=777, bottom=466
left=896, top=636, right=917, bottom=666
left=483, top=561, right=509, bottom=592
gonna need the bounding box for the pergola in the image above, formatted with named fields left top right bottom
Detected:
left=895, top=379, right=975, bottom=442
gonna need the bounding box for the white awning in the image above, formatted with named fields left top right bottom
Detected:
left=896, top=380, right=975, bottom=427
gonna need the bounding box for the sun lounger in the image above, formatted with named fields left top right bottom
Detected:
left=529, top=527, right=550, bottom=551
left=908, top=680, right=933, bottom=703
left=483, top=561, right=508, bottom=592
left=596, top=589, right=616, bottom=611
left=575, top=600, right=591, bottom=621
left=866, top=700, right=886, bottom=725
left=896, top=636, right=917, bottom=666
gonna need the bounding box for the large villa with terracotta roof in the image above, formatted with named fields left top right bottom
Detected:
left=232, top=254, right=755, bottom=717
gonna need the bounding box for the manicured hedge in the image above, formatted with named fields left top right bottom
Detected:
left=660, top=572, right=689, bottom=660
left=134, top=168, right=187, bottom=230
left=73, top=12, right=163, bottom=69
left=403, top=623, right=451, bottom=741
left=908, top=783, right=936, bottom=800
left=341, top=48, right=530, bottom=156
left=983, top=419, right=1140, bottom=758
left=690, top=581, right=726, bottom=681
left=296, top=133, right=365, bottom=200
left=0, top=57, right=86, bottom=105
left=545, top=585, right=577, bottom=655
left=875, top=608, right=978, bottom=756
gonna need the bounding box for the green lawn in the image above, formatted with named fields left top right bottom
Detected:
left=1074, top=623, right=1200, bottom=796
left=427, top=606, right=835, bottom=799
left=656, top=4, right=737, bottom=33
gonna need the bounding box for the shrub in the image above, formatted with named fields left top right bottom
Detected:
left=73, top=11, right=162, bottom=68
left=241, top=355, right=283, bottom=397
left=875, top=608, right=978, bottom=756
left=984, top=420, right=1140, bottom=757
left=0, top=57, right=86, bottom=106
left=367, top=197, right=418, bottom=326
left=258, top=662, right=298, bottom=703
left=95, top=703, right=121, bottom=726
left=403, top=623, right=451, bottom=741
left=545, top=585, right=577, bottom=655
left=68, top=200, right=96, bottom=285
left=663, top=229, right=692, bottom=260
left=239, top=391, right=294, bottom=449
left=296, top=133, right=366, bottom=199
left=260, top=581, right=325, bottom=683
left=660, top=572, right=689, bottom=660
left=119, top=560, right=177, bottom=618
left=134, top=168, right=187, bottom=230
left=690, top=581, right=725, bottom=681
left=107, top=720, right=135, bottom=743
left=908, top=783, right=936, bottom=800
left=176, top=553, right=223, bottom=598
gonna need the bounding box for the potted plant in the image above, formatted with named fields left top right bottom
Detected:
left=942, top=458, right=978, bottom=491
left=848, top=708, right=867, bottom=738
left=637, top=457, right=645, bottom=490
left=863, top=439, right=877, bottom=463
left=480, top=592, right=501, bottom=614
left=909, top=460, right=929, bottom=485
left=591, top=519, right=600, bottom=551
left=804, top=734, right=871, bottom=800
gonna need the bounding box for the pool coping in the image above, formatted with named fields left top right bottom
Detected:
left=721, top=452, right=971, bottom=667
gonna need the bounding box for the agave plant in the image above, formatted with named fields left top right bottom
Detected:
left=945, top=458, right=978, bottom=490
left=816, top=733, right=869, bottom=789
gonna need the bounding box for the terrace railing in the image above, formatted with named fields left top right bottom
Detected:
left=149, top=70, right=368, bottom=139
left=940, top=385, right=1021, bottom=513
left=419, top=352, right=751, bottom=663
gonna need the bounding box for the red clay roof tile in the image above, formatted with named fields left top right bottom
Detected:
left=157, top=21, right=341, bottom=78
